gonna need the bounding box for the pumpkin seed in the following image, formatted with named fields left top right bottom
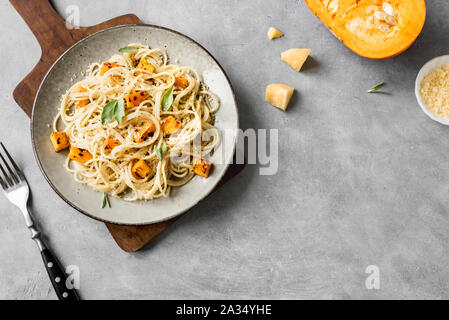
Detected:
left=379, top=24, right=391, bottom=33
left=385, top=15, right=397, bottom=25
left=382, top=2, right=394, bottom=16
left=327, top=1, right=339, bottom=14
left=374, top=11, right=386, bottom=21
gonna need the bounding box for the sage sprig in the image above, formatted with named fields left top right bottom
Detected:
left=118, top=46, right=138, bottom=53
left=154, top=143, right=166, bottom=161
left=102, top=193, right=110, bottom=209
left=367, top=82, right=390, bottom=94
left=161, top=86, right=174, bottom=111
left=101, top=99, right=125, bottom=125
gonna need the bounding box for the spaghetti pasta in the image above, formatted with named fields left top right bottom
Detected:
left=53, top=43, right=220, bottom=201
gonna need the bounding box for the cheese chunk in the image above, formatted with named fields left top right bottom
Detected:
left=265, top=84, right=294, bottom=111
left=267, top=27, right=284, bottom=40
left=281, top=48, right=311, bottom=72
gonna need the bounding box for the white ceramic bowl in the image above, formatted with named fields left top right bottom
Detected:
left=415, top=55, right=449, bottom=125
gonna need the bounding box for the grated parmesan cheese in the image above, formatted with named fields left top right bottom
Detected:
left=420, top=63, right=449, bottom=118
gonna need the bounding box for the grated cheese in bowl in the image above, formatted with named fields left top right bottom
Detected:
left=420, top=63, right=449, bottom=118
left=415, top=55, right=449, bottom=125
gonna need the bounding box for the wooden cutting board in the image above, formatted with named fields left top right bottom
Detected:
left=11, top=0, right=245, bottom=252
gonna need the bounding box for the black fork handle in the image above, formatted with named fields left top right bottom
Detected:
left=41, top=248, right=80, bottom=300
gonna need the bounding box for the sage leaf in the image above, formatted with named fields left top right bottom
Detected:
left=367, top=82, right=390, bottom=93
left=160, top=143, right=166, bottom=158
left=101, top=100, right=118, bottom=124
left=154, top=145, right=162, bottom=161
left=161, top=86, right=174, bottom=111
left=101, top=99, right=125, bottom=124
left=114, top=99, right=125, bottom=124
left=118, top=46, right=138, bottom=53
left=154, top=143, right=166, bottom=161
left=102, top=193, right=110, bottom=208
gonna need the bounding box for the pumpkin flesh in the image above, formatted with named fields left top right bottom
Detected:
left=305, top=0, right=426, bottom=59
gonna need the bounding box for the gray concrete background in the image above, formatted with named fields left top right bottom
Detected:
left=0, top=0, right=448, bottom=299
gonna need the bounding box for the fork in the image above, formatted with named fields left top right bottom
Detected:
left=0, top=142, right=80, bottom=300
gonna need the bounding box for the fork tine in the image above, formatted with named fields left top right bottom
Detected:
left=0, top=143, right=24, bottom=180
left=0, top=143, right=21, bottom=184
left=0, top=156, right=13, bottom=187
left=0, top=172, right=7, bottom=189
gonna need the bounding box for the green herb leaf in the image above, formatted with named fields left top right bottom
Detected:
left=367, top=82, right=390, bottom=93
left=160, top=143, right=166, bottom=158
left=154, top=143, right=166, bottom=161
left=102, top=193, right=110, bottom=208
left=118, top=46, right=138, bottom=53
left=114, top=99, right=125, bottom=124
left=161, top=86, right=174, bottom=111
left=154, top=145, right=162, bottom=161
left=101, top=99, right=125, bottom=124
left=101, top=100, right=118, bottom=124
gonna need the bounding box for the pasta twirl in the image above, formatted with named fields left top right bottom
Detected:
left=53, top=43, right=220, bottom=201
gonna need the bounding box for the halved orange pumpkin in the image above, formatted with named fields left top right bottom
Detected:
left=305, top=0, right=426, bottom=59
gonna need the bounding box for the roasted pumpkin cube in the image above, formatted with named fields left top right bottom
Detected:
left=174, top=77, right=189, bottom=89
left=131, top=57, right=138, bottom=67
left=161, top=116, right=182, bottom=135
left=100, top=62, right=124, bottom=75
left=133, top=122, right=156, bottom=143
left=68, top=146, right=93, bottom=163
left=75, top=100, right=90, bottom=108
left=136, top=58, right=155, bottom=74
left=74, top=86, right=89, bottom=108
left=125, top=91, right=149, bottom=108
left=105, top=138, right=121, bottom=152
left=75, top=86, right=87, bottom=92
left=194, top=159, right=212, bottom=178
left=131, top=159, right=152, bottom=179
left=50, top=131, right=70, bottom=152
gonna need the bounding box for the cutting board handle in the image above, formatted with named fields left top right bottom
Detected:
left=10, top=0, right=69, bottom=50
left=10, top=0, right=245, bottom=252
left=9, top=0, right=141, bottom=116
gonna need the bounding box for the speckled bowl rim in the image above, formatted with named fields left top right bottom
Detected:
left=415, top=55, right=449, bottom=125
left=30, top=24, right=238, bottom=226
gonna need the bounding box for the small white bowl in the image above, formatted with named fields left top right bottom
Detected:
left=415, top=55, right=449, bottom=125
